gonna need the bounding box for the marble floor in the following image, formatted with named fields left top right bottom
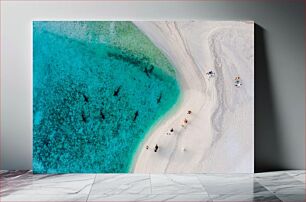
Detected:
left=0, top=170, right=305, bottom=202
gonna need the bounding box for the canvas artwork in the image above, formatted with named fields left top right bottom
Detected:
left=33, top=21, right=254, bottom=173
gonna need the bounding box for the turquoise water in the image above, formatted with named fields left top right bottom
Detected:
left=33, top=21, right=180, bottom=173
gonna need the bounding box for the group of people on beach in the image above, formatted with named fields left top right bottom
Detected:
left=206, top=70, right=243, bottom=88
left=166, top=128, right=174, bottom=135
left=234, top=76, right=242, bottom=88
left=206, top=70, right=215, bottom=79
left=146, top=144, right=159, bottom=152
left=181, top=115, right=190, bottom=128
left=144, top=71, right=243, bottom=153
left=145, top=110, right=192, bottom=153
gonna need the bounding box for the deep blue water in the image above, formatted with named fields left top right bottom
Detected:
left=33, top=21, right=180, bottom=173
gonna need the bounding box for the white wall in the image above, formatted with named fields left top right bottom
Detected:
left=1, top=0, right=304, bottom=171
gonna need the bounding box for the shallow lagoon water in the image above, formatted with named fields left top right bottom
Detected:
left=33, top=21, right=180, bottom=173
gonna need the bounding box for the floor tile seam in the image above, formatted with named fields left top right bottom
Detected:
left=194, top=175, right=214, bottom=201
left=85, top=193, right=214, bottom=196
left=208, top=193, right=284, bottom=202
left=149, top=174, right=153, bottom=195
left=255, top=179, right=284, bottom=196
left=86, top=174, right=97, bottom=202
left=256, top=178, right=306, bottom=189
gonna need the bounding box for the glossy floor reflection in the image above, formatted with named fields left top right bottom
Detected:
left=0, top=170, right=305, bottom=201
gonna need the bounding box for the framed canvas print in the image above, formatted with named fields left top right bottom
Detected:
left=33, top=21, right=254, bottom=173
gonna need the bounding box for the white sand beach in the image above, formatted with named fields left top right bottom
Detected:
left=132, top=21, right=254, bottom=173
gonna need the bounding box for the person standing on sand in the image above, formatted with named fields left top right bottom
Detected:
left=187, top=110, right=192, bottom=115
left=184, top=118, right=188, bottom=124
left=154, top=144, right=159, bottom=152
left=146, top=145, right=149, bottom=150
left=181, top=118, right=188, bottom=128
